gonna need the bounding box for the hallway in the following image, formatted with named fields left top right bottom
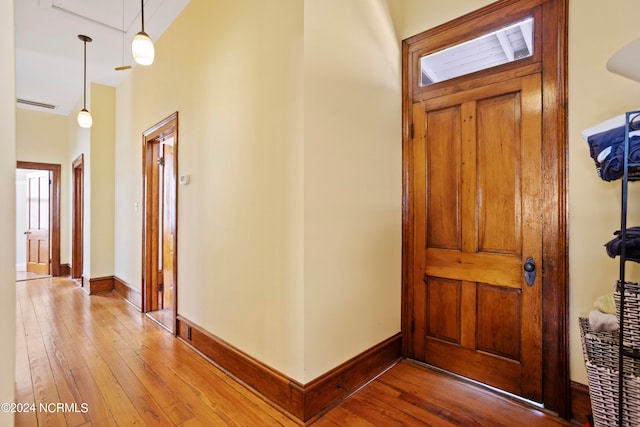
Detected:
left=15, top=277, right=572, bottom=426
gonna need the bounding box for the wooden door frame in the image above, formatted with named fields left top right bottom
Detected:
left=72, top=154, right=84, bottom=280
left=141, top=112, right=178, bottom=334
left=401, top=0, right=568, bottom=417
left=16, top=161, right=61, bottom=277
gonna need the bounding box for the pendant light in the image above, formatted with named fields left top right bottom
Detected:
left=77, top=35, right=93, bottom=129
left=132, top=0, right=155, bottom=65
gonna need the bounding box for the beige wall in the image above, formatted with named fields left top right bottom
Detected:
left=114, top=0, right=307, bottom=380
left=1, top=0, right=16, bottom=424
left=16, top=109, right=71, bottom=265
left=114, top=0, right=403, bottom=382
left=68, top=96, right=92, bottom=276
left=89, top=84, right=116, bottom=278
left=303, top=0, right=403, bottom=381
left=66, top=84, right=116, bottom=280
left=568, top=0, right=640, bottom=384
left=402, top=0, right=493, bottom=39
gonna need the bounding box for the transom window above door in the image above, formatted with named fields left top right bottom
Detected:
left=420, top=16, right=534, bottom=86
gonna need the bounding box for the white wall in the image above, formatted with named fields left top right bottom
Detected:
left=0, top=0, right=16, bottom=424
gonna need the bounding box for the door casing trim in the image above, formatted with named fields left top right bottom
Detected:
left=141, top=111, right=179, bottom=334
left=16, top=161, right=61, bottom=277
left=72, top=154, right=84, bottom=280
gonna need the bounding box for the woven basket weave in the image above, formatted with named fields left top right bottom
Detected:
left=579, top=317, right=640, bottom=427
left=615, top=281, right=640, bottom=348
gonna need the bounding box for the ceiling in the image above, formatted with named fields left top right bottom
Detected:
left=15, top=0, right=190, bottom=116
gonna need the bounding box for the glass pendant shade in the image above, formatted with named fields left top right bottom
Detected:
left=77, top=108, right=93, bottom=128
left=132, top=31, right=155, bottom=65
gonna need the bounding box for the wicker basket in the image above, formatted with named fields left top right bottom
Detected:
left=615, top=281, right=640, bottom=348
left=579, top=317, right=640, bottom=426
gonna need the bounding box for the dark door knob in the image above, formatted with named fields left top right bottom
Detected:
left=524, top=257, right=536, bottom=286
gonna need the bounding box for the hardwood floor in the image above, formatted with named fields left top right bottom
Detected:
left=314, top=361, right=572, bottom=427
left=15, top=277, right=572, bottom=426
left=15, top=270, right=50, bottom=282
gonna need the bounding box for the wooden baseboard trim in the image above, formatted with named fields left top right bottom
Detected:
left=114, top=276, right=142, bottom=310
left=570, top=381, right=591, bottom=426
left=59, top=263, right=70, bottom=276
left=83, top=275, right=114, bottom=295
left=303, top=333, right=403, bottom=422
left=176, top=316, right=305, bottom=419
left=175, top=316, right=402, bottom=423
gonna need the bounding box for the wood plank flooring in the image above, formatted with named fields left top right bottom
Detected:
left=15, top=277, right=573, bottom=426
left=15, top=271, right=50, bottom=282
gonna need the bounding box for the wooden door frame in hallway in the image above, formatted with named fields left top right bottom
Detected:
left=141, top=112, right=179, bottom=334
left=16, top=161, right=61, bottom=277
left=72, top=154, right=84, bottom=280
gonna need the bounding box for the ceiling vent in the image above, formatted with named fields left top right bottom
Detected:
left=17, top=98, right=57, bottom=110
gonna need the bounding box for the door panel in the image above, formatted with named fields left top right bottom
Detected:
left=26, top=171, right=50, bottom=275
left=413, top=73, right=542, bottom=401
left=425, top=277, right=460, bottom=344
left=476, top=283, right=521, bottom=360
left=477, top=94, right=521, bottom=254
left=426, top=106, right=461, bottom=250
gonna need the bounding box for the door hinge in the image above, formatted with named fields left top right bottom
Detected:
left=411, top=318, right=415, bottom=333
left=157, top=156, right=165, bottom=166
left=156, top=283, right=164, bottom=292
left=410, top=123, right=415, bottom=139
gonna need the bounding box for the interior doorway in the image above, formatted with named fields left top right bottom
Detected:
left=142, top=112, right=178, bottom=333
left=16, top=161, right=61, bottom=281
left=402, top=0, right=568, bottom=417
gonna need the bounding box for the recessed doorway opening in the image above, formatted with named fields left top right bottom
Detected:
left=142, top=112, right=178, bottom=334
left=15, top=161, right=61, bottom=282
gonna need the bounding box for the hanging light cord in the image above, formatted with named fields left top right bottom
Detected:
left=83, top=38, right=87, bottom=109
left=122, top=0, right=125, bottom=65
left=141, top=0, right=145, bottom=33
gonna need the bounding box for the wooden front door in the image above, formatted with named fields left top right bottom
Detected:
left=411, top=74, right=543, bottom=401
left=26, top=170, right=50, bottom=275
left=402, top=0, right=568, bottom=412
